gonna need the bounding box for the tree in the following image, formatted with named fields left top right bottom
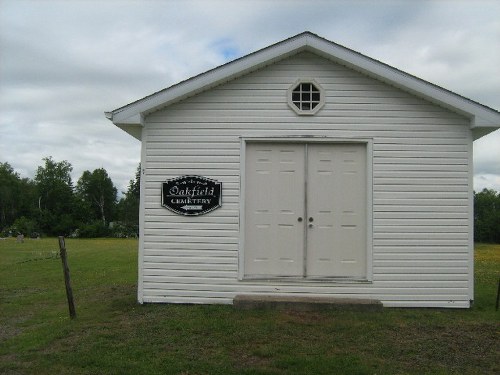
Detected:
left=0, top=162, right=20, bottom=229
left=34, top=157, right=76, bottom=235
left=474, top=188, right=500, bottom=243
left=76, top=168, right=117, bottom=226
left=0, top=162, right=37, bottom=232
left=116, top=163, right=140, bottom=236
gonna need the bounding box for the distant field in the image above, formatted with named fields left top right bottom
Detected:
left=0, top=238, right=498, bottom=374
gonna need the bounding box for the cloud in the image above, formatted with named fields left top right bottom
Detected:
left=0, top=0, right=499, bottom=195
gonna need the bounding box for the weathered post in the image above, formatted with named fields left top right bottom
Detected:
left=58, top=236, right=76, bottom=319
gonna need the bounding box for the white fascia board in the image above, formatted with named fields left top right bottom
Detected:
left=113, top=113, right=143, bottom=125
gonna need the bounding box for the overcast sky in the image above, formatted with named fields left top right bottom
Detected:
left=1, top=0, right=499, bottom=194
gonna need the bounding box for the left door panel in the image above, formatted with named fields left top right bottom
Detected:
left=244, top=143, right=305, bottom=277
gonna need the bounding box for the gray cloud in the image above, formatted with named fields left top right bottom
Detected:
left=1, top=0, right=499, bottom=193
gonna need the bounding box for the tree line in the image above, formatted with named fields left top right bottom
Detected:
left=1, top=157, right=500, bottom=242
left=0, top=157, right=139, bottom=238
left=474, top=188, right=500, bottom=243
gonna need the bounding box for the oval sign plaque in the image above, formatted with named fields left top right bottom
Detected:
left=161, top=175, right=222, bottom=216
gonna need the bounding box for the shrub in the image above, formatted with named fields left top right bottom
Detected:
left=78, top=221, right=110, bottom=238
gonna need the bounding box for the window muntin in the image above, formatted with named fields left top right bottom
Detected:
left=288, top=79, right=324, bottom=115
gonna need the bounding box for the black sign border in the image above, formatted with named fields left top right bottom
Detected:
left=161, top=175, right=222, bottom=216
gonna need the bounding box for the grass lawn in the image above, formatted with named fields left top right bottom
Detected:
left=0, top=238, right=498, bottom=375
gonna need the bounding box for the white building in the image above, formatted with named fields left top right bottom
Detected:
left=106, top=32, right=500, bottom=308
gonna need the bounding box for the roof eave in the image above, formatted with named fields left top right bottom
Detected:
left=105, top=112, right=143, bottom=140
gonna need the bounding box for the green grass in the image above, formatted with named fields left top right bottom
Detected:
left=0, top=238, right=498, bottom=374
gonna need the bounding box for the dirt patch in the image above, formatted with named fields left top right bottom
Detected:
left=0, top=324, right=22, bottom=342
left=386, top=322, right=499, bottom=374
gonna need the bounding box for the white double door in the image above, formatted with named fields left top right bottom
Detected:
left=244, top=142, right=367, bottom=279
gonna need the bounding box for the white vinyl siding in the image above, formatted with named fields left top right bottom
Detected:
left=139, top=51, right=471, bottom=308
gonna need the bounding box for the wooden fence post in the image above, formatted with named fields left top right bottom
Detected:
left=58, top=236, right=76, bottom=319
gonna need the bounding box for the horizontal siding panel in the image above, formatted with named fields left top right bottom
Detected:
left=375, top=137, right=466, bottom=144
left=374, top=253, right=468, bottom=260
left=376, top=164, right=467, bottom=173
left=374, top=233, right=468, bottom=240
left=373, top=185, right=467, bottom=193
left=374, top=192, right=468, bottom=200
left=374, top=206, right=467, bottom=213
left=144, top=213, right=238, bottom=221
left=373, top=198, right=467, bottom=206
left=187, top=95, right=450, bottom=106
left=373, top=150, right=467, bottom=158
left=147, top=116, right=467, bottom=127
left=147, top=148, right=240, bottom=156
left=147, top=155, right=240, bottom=163
left=144, top=249, right=236, bottom=257
left=147, top=123, right=466, bottom=133
left=147, top=142, right=239, bottom=150
left=374, top=267, right=467, bottom=274
left=373, top=273, right=468, bottom=281
left=153, top=108, right=462, bottom=120
left=373, top=259, right=467, bottom=267
left=374, top=212, right=468, bottom=219
left=143, top=229, right=238, bottom=238
left=374, top=157, right=467, bottom=165
left=143, top=269, right=238, bottom=278
left=144, top=222, right=238, bottom=230
left=374, top=178, right=467, bottom=186
left=146, top=162, right=240, bottom=170
left=374, top=226, right=468, bottom=233
left=374, top=170, right=468, bottom=178
left=143, top=235, right=237, bottom=244
left=144, top=209, right=239, bottom=219
left=374, top=239, right=467, bottom=246
left=144, top=262, right=237, bottom=271
left=173, top=101, right=451, bottom=113
left=373, top=143, right=468, bottom=151
left=375, top=218, right=468, bottom=225
left=374, top=245, right=468, bottom=253
left=143, top=256, right=235, bottom=264
left=147, top=168, right=238, bottom=176
left=143, top=242, right=237, bottom=251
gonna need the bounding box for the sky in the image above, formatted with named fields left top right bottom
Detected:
left=1, top=0, right=499, bottom=194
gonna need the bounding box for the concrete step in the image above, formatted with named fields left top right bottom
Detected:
left=233, top=295, right=383, bottom=311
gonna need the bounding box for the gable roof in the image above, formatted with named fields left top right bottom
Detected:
left=105, top=31, right=500, bottom=141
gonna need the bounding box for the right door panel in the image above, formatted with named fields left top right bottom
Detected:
left=306, top=143, right=367, bottom=278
